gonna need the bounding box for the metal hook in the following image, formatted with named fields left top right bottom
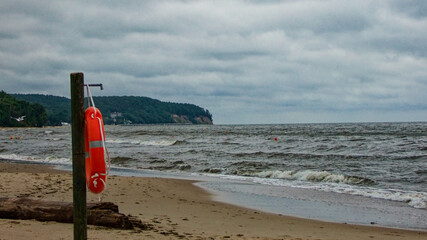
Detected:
left=85, top=84, right=103, bottom=90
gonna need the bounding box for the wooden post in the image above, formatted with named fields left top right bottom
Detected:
left=70, top=72, right=87, bottom=240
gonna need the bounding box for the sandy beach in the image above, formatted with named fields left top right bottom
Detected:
left=0, top=162, right=425, bottom=240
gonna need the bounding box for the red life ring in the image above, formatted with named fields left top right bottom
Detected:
left=85, top=107, right=107, bottom=194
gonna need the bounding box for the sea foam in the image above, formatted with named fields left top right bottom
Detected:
left=254, top=170, right=374, bottom=185
left=106, top=138, right=177, bottom=146
left=0, top=154, right=70, bottom=164
left=210, top=172, right=427, bottom=209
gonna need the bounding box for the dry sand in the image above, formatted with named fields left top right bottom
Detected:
left=0, top=162, right=425, bottom=240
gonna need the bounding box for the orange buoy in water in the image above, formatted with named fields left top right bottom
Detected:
left=85, top=106, right=107, bottom=194
left=274, top=137, right=278, bottom=141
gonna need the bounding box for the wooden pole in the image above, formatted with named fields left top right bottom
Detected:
left=70, top=72, right=87, bottom=240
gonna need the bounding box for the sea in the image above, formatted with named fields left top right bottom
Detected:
left=1, top=122, right=426, bottom=229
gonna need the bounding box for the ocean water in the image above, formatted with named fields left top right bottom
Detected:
left=1, top=122, right=426, bottom=228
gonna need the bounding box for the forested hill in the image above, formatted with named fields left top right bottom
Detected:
left=10, top=93, right=71, bottom=126
left=11, top=94, right=213, bottom=126
left=0, top=91, right=48, bottom=127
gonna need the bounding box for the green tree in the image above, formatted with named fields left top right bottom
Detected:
left=0, top=91, right=48, bottom=127
left=11, top=93, right=213, bottom=125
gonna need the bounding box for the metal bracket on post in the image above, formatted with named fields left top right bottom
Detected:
left=85, top=84, right=103, bottom=90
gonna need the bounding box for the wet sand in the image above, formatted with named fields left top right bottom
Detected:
left=0, top=162, right=425, bottom=240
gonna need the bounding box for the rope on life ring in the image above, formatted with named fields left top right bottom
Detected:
left=84, top=86, right=111, bottom=194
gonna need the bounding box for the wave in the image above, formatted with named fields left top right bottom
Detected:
left=229, top=161, right=276, bottom=174
left=147, top=160, right=192, bottom=171
left=140, top=140, right=178, bottom=146
left=106, top=139, right=179, bottom=146
left=215, top=173, right=427, bottom=209
left=0, top=154, right=70, bottom=164
left=362, top=188, right=427, bottom=209
left=415, top=169, right=427, bottom=175
left=203, top=168, right=223, bottom=174
left=229, top=151, right=383, bottom=161
left=314, top=182, right=427, bottom=209
left=106, top=139, right=135, bottom=144
left=221, top=141, right=240, bottom=145
left=148, top=159, right=167, bottom=164
left=172, top=140, right=187, bottom=145
left=110, top=156, right=137, bottom=163
left=252, top=170, right=375, bottom=185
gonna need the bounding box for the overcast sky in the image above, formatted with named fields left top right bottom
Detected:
left=1, top=0, right=426, bottom=124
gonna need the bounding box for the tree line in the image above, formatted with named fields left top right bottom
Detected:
left=9, top=93, right=213, bottom=126
left=0, top=91, right=48, bottom=127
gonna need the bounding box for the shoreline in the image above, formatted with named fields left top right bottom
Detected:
left=195, top=180, right=427, bottom=230
left=53, top=160, right=427, bottom=230
left=0, top=161, right=426, bottom=239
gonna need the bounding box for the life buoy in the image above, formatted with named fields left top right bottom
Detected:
left=85, top=106, right=107, bottom=194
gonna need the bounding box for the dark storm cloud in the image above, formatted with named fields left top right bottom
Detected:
left=0, top=0, right=426, bottom=123
left=390, top=0, right=427, bottom=19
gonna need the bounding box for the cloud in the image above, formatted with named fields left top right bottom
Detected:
left=0, top=0, right=426, bottom=124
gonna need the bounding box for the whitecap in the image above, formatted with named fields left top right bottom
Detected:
left=253, top=170, right=373, bottom=185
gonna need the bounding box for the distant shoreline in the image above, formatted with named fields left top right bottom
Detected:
left=3, top=120, right=427, bottom=128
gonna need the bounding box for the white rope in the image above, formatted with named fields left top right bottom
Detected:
left=85, top=85, right=96, bottom=110
left=98, top=178, right=106, bottom=201
left=97, top=116, right=111, bottom=176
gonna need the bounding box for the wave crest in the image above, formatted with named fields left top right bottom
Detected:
left=254, top=170, right=375, bottom=185
left=0, top=154, right=70, bottom=164
left=107, top=139, right=178, bottom=146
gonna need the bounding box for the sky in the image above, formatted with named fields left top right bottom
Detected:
left=1, top=0, right=426, bottom=124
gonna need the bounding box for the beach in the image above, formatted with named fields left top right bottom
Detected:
left=0, top=162, right=425, bottom=240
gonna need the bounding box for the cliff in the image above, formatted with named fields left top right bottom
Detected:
left=172, top=114, right=213, bottom=125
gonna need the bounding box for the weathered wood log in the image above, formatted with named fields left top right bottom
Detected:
left=0, top=198, right=148, bottom=230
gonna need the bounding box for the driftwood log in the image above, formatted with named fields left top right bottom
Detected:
left=0, top=198, right=148, bottom=230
